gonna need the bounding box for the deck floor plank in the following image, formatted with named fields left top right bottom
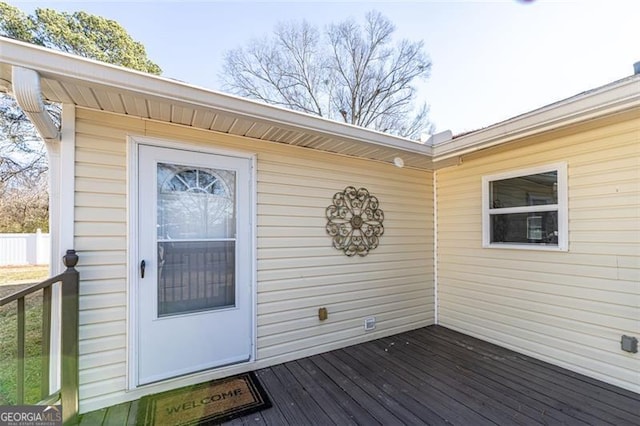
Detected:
left=253, top=366, right=315, bottom=425
left=429, top=326, right=640, bottom=417
left=78, top=406, right=106, bottom=425
left=308, top=353, right=403, bottom=425
left=418, top=328, right=636, bottom=425
left=410, top=328, right=604, bottom=424
left=333, top=347, right=455, bottom=425
left=126, top=399, right=140, bottom=426
left=79, top=325, right=640, bottom=426
left=294, top=357, right=382, bottom=425
left=370, top=335, right=538, bottom=426
left=270, top=363, right=335, bottom=425
left=345, top=340, right=499, bottom=426
left=400, top=330, right=585, bottom=425
left=376, top=333, right=556, bottom=425
left=322, top=350, right=429, bottom=425
left=249, top=369, right=290, bottom=426
left=102, top=401, right=130, bottom=426
left=284, top=360, right=359, bottom=425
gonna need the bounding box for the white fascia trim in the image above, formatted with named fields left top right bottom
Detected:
left=433, top=75, right=640, bottom=161
left=0, top=37, right=431, bottom=157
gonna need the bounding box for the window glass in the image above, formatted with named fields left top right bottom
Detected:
left=157, top=241, right=235, bottom=316
left=156, top=163, right=237, bottom=317
left=490, top=211, right=558, bottom=245
left=490, top=171, right=557, bottom=208
left=157, top=164, right=236, bottom=240
left=484, top=164, right=566, bottom=250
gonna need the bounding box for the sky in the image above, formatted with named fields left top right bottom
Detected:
left=6, top=0, right=640, bottom=135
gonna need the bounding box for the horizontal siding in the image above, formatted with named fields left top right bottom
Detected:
left=254, top=142, right=434, bottom=365
left=74, top=108, right=434, bottom=412
left=436, top=113, right=640, bottom=394
left=74, top=110, right=134, bottom=413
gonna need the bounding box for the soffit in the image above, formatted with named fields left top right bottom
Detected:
left=0, top=42, right=434, bottom=171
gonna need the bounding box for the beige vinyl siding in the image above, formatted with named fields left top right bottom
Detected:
left=74, top=112, right=140, bottom=409
left=256, top=151, right=433, bottom=360
left=436, top=112, right=640, bottom=393
left=74, top=108, right=434, bottom=412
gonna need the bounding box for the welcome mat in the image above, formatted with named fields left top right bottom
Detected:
left=136, top=372, right=271, bottom=425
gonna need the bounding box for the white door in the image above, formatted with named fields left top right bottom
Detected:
left=137, top=144, right=253, bottom=385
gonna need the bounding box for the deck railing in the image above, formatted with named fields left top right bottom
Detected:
left=0, top=249, right=79, bottom=424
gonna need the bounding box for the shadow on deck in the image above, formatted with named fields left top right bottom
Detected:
left=79, top=325, right=640, bottom=425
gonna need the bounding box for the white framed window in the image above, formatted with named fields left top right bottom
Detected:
left=482, top=162, right=568, bottom=251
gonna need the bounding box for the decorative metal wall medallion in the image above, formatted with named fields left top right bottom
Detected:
left=326, top=186, right=384, bottom=257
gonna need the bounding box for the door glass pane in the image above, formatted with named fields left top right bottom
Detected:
left=157, top=164, right=236, bottom=240
left=156, top=163, right=236, bottom=317
left=157, top=241, right=235, bottom=316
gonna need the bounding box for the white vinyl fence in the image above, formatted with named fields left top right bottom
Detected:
left=0, top=229, right=50, bottom=266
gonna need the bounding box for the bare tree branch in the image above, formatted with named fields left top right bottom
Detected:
left=221, top=10, right=432, bottom=139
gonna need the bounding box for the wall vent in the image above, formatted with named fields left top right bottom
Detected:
left=364, top=317, right=376, bottom=331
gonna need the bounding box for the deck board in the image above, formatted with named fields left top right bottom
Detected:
left=404, top=330, right=587, bottom=425
left=101, top=401, right=129, bottom=426
left=271, top=363, right=335, bottom=425
left=375, top=334, right=552, bottom=425
left=308, top=353, right=403, bottom=425
left=421, top=329, right=609, bottom=422
left=284, top=360, right=358, bottom=425
left=78, top=325, right=640, bottom=425
left=295, top=357, right=381, bottom=425
left=368, top=336, right=535, bottom=426
left=343, top=343, right=480, bottom=425
left=423, top=327, right=639, bottom=425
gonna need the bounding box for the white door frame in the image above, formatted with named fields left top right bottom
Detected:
left=127, top=135, right=257, bottom=390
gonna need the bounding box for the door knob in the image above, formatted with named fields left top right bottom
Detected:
left=140, top=260, right=146, bottom=278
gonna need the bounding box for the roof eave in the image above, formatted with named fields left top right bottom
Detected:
left=432, top=74, right=640, bottom=161
left=0, top=37, right=433, bottom=158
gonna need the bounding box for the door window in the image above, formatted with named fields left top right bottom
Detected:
left=156, top=164, right=236, bottom=316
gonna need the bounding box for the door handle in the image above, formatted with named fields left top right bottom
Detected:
left=140, top=260, right=146, bottom=278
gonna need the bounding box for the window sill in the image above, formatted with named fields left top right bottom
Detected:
left=483, top=242, right=568, bottom=252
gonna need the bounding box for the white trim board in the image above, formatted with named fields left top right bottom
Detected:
left=481, top=162, right=568, bottom=252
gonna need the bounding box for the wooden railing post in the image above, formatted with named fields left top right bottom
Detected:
left=60, top=249, right=79, bottom=425
left=17, top=297, right=25, bottom=404
left=41, top=285, right=52, bottom=400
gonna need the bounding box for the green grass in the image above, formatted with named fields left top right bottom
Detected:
left=0, top=265, right=51, bottom=405
left=0, top=265, right=49, bottom=286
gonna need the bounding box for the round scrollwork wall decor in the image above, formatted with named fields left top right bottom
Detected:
left=326, top=186, right=384, bottom=257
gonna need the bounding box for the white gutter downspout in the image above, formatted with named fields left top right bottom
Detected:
left=12, top=66, right=69, bottom=396
left=11, top=66, right=67, bottom=273
left=11, top=67, right=60, bottom=142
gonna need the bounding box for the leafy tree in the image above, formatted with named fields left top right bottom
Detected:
left=221, top=11, right=432, bottom=139
left=0, top=2, right=161, bottom=232
left=0, top=3, right=161, bottom=74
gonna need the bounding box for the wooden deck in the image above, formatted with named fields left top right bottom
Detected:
left=79, top=326, right=640, bottom=425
